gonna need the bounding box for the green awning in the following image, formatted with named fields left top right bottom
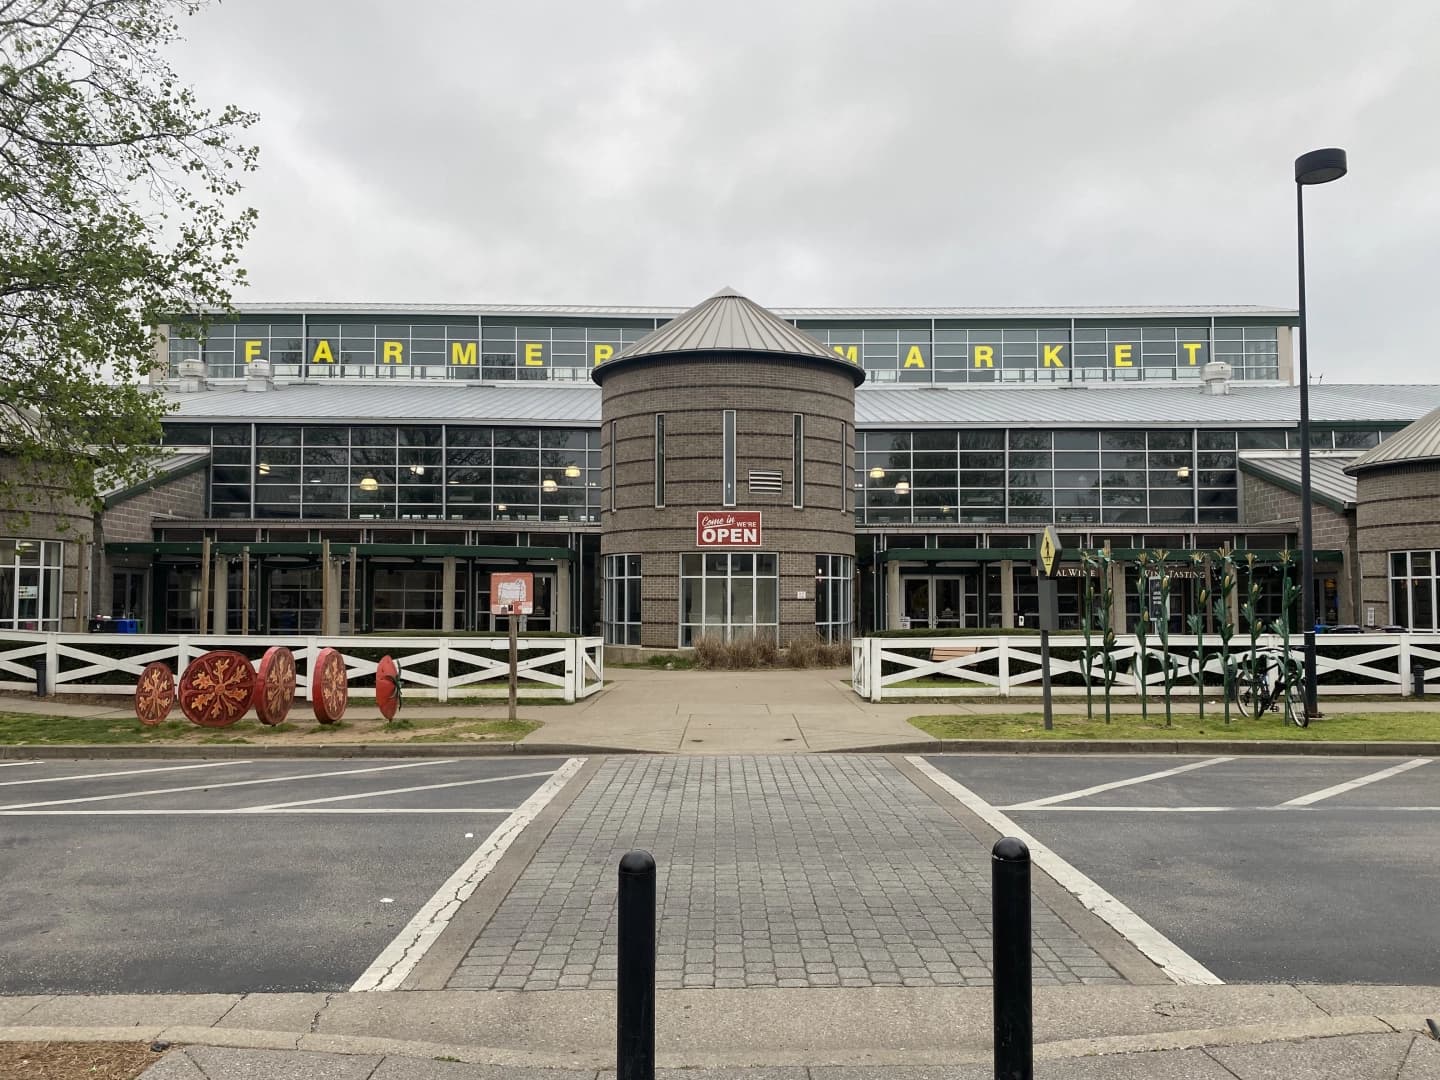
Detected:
left=103, top=541, right=575, bottom=561
left=880, top=547, right=1343, bottom=565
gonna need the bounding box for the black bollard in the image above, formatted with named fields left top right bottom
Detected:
left=992, top=836, right=1032, bottom=1080
left=617, top=849, right=656, bottom=1080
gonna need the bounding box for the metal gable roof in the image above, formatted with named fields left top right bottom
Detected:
left=1238, top=452, right=1359, bottom=511
left=851, top=384, right=1440, bottom=428
left=160, top=381, right=1440, bottom=429
left=1344, top=405, right=1440, bottom=473
left=163, top=383, right=603, bottom=425
left=595, top=287, right=866, bottom=385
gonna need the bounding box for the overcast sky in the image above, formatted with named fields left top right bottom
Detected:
left=167, top=0, right=1440, bottom=382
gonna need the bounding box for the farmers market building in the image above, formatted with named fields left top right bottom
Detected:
left=12, top=288, right=1440, bottom=641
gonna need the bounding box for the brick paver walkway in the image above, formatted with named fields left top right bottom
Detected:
left=447, top=756, right=1124, bottom=990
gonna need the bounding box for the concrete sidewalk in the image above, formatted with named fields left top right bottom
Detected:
left=0, top=984, right=1435, bottom=1077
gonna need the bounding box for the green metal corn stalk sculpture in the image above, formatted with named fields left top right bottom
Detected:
left=1185, top=553, right=1208, bottom=721
left=1214, top=550, right=1237, bottom=725
left=1134, top=552, right=1151, bottom=725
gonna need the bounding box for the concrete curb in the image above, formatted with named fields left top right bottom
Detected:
left=0, top=742, right=654, bottom=760
left=0, top=1013, right=1428, bottom=1069
left=3, top=739, right=1438, bottom=759
left=836, top=739, right=1440, bottom=756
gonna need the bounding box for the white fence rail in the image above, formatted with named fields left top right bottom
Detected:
left=851, top=634, right=1440, bottom=702
left=0, top=633, right=605, bottom=704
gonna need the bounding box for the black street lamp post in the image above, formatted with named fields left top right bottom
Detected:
left=1294, top=147, right=1348, bottom=718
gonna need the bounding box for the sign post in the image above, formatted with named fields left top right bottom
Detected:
left=491, top=573, right=534, bottom=723
left=1037, top=526, right=1062, bottom=731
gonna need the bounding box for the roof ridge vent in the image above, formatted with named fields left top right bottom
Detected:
left=1201, top=361, right=1232, bottom=396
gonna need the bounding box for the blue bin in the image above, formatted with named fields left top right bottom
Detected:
left=115, top=618, right=139, bottom=634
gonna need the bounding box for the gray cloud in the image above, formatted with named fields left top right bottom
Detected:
left=169, top=0, right=1440, bottom=381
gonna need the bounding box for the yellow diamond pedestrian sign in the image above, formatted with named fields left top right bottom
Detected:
left=1038, top=525, right=1061, bottom=577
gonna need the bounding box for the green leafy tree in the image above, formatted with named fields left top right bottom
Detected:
left=0, top=0, right=258, bottom=522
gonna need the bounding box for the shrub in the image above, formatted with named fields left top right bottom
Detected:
left=693, top=634, right=730, bottom=670
left=786, top=632, right=822, bottom=669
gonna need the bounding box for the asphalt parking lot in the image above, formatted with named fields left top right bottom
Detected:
left=919, top=753, right=1440, bottom=984
left=0, top=756, right=574, bottom=994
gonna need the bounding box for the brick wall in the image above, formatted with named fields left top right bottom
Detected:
left=94, top=469, right=208, bottom=620
left=599, top=355, right=857, bottom=646
left=0, top=454, right=95, bottom=631
left=1238, top=470, right=1357, bottom=621
left=1354, top=462, right=1440, bottom=626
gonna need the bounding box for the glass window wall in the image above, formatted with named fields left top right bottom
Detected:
left=604, top=554, right=643, bottom=645
left=168, top=423, right=600, bottom=523
left=0, top=539, right=63, bottom=630
left=679, top=552, right=778, bottom=646
left=815, top=555, right=853, bottom=641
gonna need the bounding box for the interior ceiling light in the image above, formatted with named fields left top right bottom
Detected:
left=257, top=462, right=270, bottom=476
left=564, top=464, right=581, bottom=478
left=359, top=474, right=379, bottom=492
left=869, top=466, right=885, bottom=480
left=894, top=479, right=911, bottom=495
left=542, top=478, right=558, bottom=493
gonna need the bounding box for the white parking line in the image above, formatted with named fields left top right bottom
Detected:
left=1003, top=757, right=1233, bottom=810
left=1015, top=805, right=1234, bottom=813
left=1280, top=758, right=1432, bottom=807
left=0, top=759, right=457, bottom=810
left=351, top=756, right=587, bottom=992
left=907, top=756, right=1222, bottom=986
left=0, top=761, right=249, bottom=788
left=0, top=761, right=39, bottom=768
left=243, top=770, right=558, bottom=811
left=0, top=807, right=518, bottom=816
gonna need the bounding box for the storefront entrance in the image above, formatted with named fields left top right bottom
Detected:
left=902, top=574, right=977, bottom=629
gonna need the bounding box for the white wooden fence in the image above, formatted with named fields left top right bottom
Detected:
left=851, top=633, right=1440, bottom=702
left=0, top=633, right=605, bottom=704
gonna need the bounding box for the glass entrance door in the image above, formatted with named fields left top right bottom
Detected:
left=934, top=577, right=966, bottom=629
left=902, top=575, right=975, bottom=630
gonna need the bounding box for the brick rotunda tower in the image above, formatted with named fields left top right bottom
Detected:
left=593, top=287, right=864, bottom=649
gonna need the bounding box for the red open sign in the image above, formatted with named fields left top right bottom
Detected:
left=696, top=511, right=762, bottom=548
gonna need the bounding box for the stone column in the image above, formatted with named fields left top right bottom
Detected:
left=211, top=556, right=228, bottom=635
left=885, top=560, right=901, bottom=629
left=322, top=558, right=342, bottom=636
left=1000, top=560, right=1015, bottom=628
left=441, top=557, right=456, bottom=633
left=555, top=561, right=571, bottom=633
left=1109, top=562, right=1127, bottom=631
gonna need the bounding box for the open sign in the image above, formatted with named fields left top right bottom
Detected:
left=696, top=511, right=762, bottom=548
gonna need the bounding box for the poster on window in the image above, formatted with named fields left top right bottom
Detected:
left=696, top=511, right=762, bottom=548
left=490, top=572, right=534, bottom=615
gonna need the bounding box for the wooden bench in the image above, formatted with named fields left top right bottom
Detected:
left=930, top=645, right=980, bottom=663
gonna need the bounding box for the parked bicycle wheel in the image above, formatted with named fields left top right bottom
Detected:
left=1282, top=661, right=1309, bottom=728
left=1231, top=664, right=1262, bottom=718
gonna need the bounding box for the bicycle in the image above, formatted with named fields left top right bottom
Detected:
left=1229, top=644, right=1308, bottom=727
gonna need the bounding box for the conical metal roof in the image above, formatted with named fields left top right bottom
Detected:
left=592, top=287, right=865, bottom=385
left=1345, top=405, right=1440, bottom=474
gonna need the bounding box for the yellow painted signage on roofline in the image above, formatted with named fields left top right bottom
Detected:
left=240, top=340, right=622, bottom=367
left=825, top=342, right=1206, bottom=369
left=237, top=339, right=1208, bottom=370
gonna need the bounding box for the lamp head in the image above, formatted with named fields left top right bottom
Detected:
left=1295, top=147, right=1347, bottom=185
